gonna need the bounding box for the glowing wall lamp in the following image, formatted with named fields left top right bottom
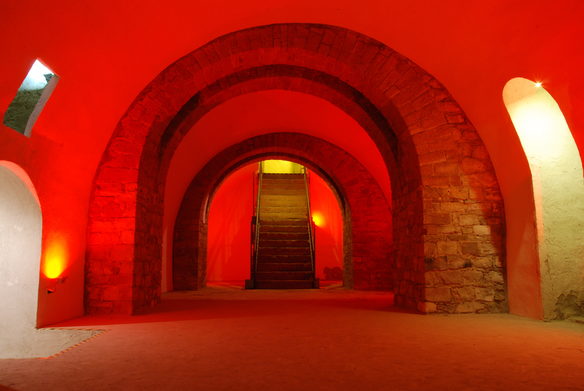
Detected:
left=43, top=240, right=68, bottom=293
left=312, top=212, right=325, bottom=227
left=504, top=79, right=575, bottom=165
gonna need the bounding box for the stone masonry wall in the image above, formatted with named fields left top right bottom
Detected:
left=87, top=23, right=505, bottom=314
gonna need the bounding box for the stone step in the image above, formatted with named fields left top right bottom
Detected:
left=259, top=226, right=308, bottom=235
left=260, top=219, right=306, bottom=225
left=261, top=181, right=305, bottom=188
left=259, top=239, right=309, bottom=247
left=259, top=246, right=311, bottom=256
left=261, top=194, right=306, bottom=201
left=261, top=232, right=309, bottom=240
left=256, top=271, right=313, bottom=280
left=260, top=214, right=307, bottom=221
left=256, top=262, right=312, bottom=271
left=262, top=181, right=304, bottom=186
left=257, top=254, right=312, bottom=263
left=259, top=206, right=307, bottom=214
left=254, top=280, right=317, bottom=289
left=262, top=180, right=304, bottom=185
left=260, top=201, right=308, bottom=212
left=262, top=174, right=305, bottom=180
left=260, top=190, right=306, bottom=197
left=248, top=172, right=315, bottom=290
left=260, top=217, right=308, bottom=225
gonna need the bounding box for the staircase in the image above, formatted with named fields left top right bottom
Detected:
left=247, top=172, right=318, bottom=289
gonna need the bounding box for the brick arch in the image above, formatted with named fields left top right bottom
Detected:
left=87, top=23, right=505, bottom=315
left=173, top=133, right=392, bottom=291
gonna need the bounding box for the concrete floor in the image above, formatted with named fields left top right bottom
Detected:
left=1, top=286, right=583, bottom=390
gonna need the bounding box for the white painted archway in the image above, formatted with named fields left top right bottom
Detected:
left=503, top=78, right=584, bottom=319
left=0, top=161, right=43, bottom=357
left=0, top=161, right=98, bottom=358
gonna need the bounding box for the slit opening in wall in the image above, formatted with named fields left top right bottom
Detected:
left=3, top=59, right=59, bottom=137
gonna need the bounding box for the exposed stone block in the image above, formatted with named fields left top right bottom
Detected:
left=426, top=287, right=452, bottom=302
left=459, top=214, right=480, bottom=226
left=418, top=301, right=437, bottom=313
left=456, top=301, right=485, bottom=313
left=473, top=225, right=491, bottom=235
left=436, top=241, right=459, bottom=256
left=452, top=286, right=476, bottom=301
left=475, top=287, right=495, bottom=302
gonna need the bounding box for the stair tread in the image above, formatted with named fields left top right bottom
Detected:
left=254, top=280, right=317, bottom=289
left=257, top=263, right=312, bottom=271
left=257, top=257, right=312, bottom=263
left=250, top=171, right=315, bottom=290
left=256, top=272, right=313, bottom=280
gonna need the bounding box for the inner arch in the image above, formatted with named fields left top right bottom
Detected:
left=162, top=89, right=392, bottom=284
left=206, top=159, right=345, bottom=287
left=172, top=134, right=392, bottom=291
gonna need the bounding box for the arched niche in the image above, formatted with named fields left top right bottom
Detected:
left=0, top=161, right=42, bottom=338
left=503, top=77, right=584, bottom=319
left=0, top=162, right=100, bottom=358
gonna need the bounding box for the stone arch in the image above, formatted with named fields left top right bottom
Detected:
left=173, top=133, right=392, bottom=291
left=87, top=23, right=505, bottom=314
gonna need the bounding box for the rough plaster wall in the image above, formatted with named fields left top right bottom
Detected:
left=504, top=79, right=584, bottom=320
left=536, top=99, right=584, bottom=319
left=0, top=165, right=41, bottom=334
left=539, top=170, right=584, bottom=319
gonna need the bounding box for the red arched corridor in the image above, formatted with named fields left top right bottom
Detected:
left=0, top=2, right=583, bottom=389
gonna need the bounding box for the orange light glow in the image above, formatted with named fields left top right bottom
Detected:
left=504, top=77, right=577, bottom=163
left=312, top=212, right=325, bottom=227
left=44, top=241, right=67, bottom=279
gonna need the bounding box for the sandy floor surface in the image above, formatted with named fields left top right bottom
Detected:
left=0, top=286, right=583, bottom=390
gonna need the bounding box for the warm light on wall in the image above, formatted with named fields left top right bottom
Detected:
left=312, top=212, right=325, bottom=227
left=503, top=78, right=575, bottom=163
left=43, top=241, right=67, bottom=279
left=262, top=160, right=304, bottom=174
left=503, top=77, right=584, bottom=319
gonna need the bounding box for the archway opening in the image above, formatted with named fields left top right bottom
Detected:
left=503, top=77, right=584, bottom=319
left=88, top=24, right=505, bottom=315
left=206, top=160, right=344, bottom=288
left=0, top=161, right=42, bottom=336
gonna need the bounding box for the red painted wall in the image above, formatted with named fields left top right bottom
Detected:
left=207, top=164, right=255, bottom=283
left=1, top=0, right=581, bottom=323
left=309, top=171, right=344, bottom=281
